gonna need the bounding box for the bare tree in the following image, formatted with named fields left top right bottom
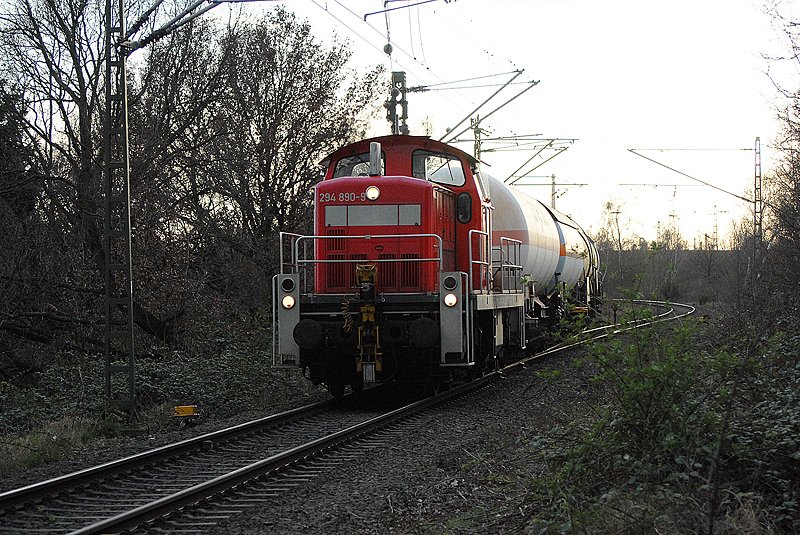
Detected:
left=0, top=1, right=385, bottom=349
left=0, top=81, right=49, bottom=352
left=214, top=8, right=383, bottom=236
left=0, top=81, right=38, bottom=219
left=185, top=8, right=384, bottom=303
left=0, top=0, right=210, bottom=346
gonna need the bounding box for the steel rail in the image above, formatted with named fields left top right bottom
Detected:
left=0, top=398, right=332, bottom=509
left=137, top=299, right=694, bottom=532
left=506, top=300, right=695, bottom=370
left=69, top=379, right=489, bottom=534
left=578, top=299, right=692, bottom=338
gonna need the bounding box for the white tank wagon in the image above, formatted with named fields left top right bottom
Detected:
left=487, top=175, right=602, bottom=313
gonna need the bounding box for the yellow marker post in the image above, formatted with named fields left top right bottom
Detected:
left=173, top=405, right=200, bottom=418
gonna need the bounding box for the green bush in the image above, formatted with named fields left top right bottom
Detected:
left=721, top=332, right=800, bottom=531
left=525, top=312, right=800, bottom=533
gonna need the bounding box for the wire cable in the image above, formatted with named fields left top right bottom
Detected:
left=408, top=4, right=416, bottom=61
left=310, top=0, right=408, bottom=69
left=384, top=6, right=393, bottom=70
left=417, top=6, right=428, bottom=67
left=323, top=0, right=484, bottom=118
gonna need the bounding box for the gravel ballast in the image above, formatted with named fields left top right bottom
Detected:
left=208, top=348, right=601, bottom=534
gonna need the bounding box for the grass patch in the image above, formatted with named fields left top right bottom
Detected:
left=0, top=312, right=322, bottom=475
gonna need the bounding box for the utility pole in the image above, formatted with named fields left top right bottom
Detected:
left=468, top=115, right=493, bottom=161
left=103, top=0, right=135, bottom=417
left=103, top=0, right=276, bottom=419
left=707, top=205, right=729, bottom=250
left=611, top=209, right=623, bottom=274
left=753, top=136, right=763, bottom=278
left=514, top=174, right=587, bottom=210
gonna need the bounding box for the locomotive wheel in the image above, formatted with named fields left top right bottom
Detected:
left=327, top=379, right=346, bottom=400
left=350, top=374, right=364, bottom=393
left=468, top=365, right=484, bottom=381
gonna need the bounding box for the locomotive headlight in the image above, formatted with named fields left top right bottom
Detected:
left=281, top=295, right=296, bottom=309
left=365, top=185, right=380, bottom=201
left=444, top=293, right=458, bottom=307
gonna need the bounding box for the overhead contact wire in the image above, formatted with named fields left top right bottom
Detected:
left=417, top=5, right=428, bottom=66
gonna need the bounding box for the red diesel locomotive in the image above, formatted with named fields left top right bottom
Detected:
left=273, top=135, right=601, bottom=397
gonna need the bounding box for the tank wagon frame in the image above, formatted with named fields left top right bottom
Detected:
left=272, top=135, right=601, bottom=396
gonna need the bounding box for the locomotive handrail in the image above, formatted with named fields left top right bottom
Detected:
left=469, top=231, right=525, bottom=294
left=492, top=237, right=523, bottom=293
left=279, top=232, right=304, bottom=274
left=291, top=233, right=444, bottom=269
left=468, top=229, right=491, bottom=292
left=287, top=233, right=444, bottom=294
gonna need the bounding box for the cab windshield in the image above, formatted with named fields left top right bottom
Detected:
left=333, top=152, right=385, bottom=178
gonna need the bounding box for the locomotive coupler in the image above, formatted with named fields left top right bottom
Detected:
left=357, top=264, right=377, bottom=301
left=355, top=264, right=382, bottom=382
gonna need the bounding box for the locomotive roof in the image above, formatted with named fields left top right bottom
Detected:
left=323, top=135, right=479, bottom=168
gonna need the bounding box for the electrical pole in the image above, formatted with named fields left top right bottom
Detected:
left=753, top=136, right=763, bottom=278
left=472, top=116, right=481, bottom=160
left=469, top=115, right=493, bottom=161
left=515, top=174, right=587, bottom=210
left=103, top=0, right=135, bottom=417
left=103, top=0, right=277, bottom=419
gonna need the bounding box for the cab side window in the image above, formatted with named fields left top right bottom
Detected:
left=411, top=150, right=466, bottom=187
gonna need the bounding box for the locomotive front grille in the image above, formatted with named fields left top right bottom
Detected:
left=328, top=254, right=347, bottom=289
left=326, top=252, right=369, bottom=291
left=378, top=253, right=396, bottom=290
left=327, top=229, right=345, bottom=251
left=400, top=253, right=420, bottom=289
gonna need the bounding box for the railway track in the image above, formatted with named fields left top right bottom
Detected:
left=0, top=299, right=694, bottom=534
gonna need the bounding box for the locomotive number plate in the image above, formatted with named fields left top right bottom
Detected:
left=319, top=191, right=367, bottom=203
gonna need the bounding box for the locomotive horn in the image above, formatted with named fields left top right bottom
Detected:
left=369, top=142, right=381, bottom=176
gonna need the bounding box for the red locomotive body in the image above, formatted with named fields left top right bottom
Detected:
left=314, top=136, right=486, bottom=292
left=273, top=135, right=601, bottom=398
left=314, top=176, right=455, bottom=294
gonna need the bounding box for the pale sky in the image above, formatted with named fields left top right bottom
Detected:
left=236, top=0, right=793, bottom=247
